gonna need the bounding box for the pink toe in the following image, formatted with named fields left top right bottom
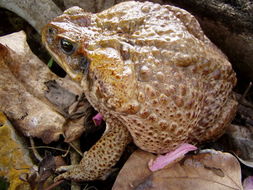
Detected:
left=148, top=143, right=197, bottom=172
left=92, top=113, right=103, bottom=126
left=243, top=176, right=253, bottom=190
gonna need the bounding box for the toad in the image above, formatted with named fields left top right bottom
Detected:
left=42, top=1, right=237, bottom=181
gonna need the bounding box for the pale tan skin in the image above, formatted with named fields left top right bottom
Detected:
left=42, top=1, right=237, bottom=181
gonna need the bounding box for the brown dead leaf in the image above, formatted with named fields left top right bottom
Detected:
left=38, top=152, right=56, bottom=182
left=0, top=112, right=33, bottom=190
left=64, top=97, right=96, bottom=143
left=0, top=31, right=82, bottom=103
left=44, top=80, right=77, bottom=116
left=0, top=43, right=65, bottom=143
left=223, top=124, right=253, bottom=168
left=112, top=149, right=243, bottom=190
left=0, top=31, right=88, bottom=143
left=44, top=80, right=96, bottom=142
left=20, top=153, right=66, bottom=190
left=64, top=117, right=86, bottom=143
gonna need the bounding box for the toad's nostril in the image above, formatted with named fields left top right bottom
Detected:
left=48, top=27, right=57, bottom=36
left=80, top=56, right=90, bottom=74
left=48, top=28, right=54, bottom=34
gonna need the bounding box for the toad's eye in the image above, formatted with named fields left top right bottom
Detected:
left=60, top=38, right=75, bottom=55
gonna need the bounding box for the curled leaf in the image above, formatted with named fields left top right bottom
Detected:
left=224, top=124, right=253, bottom=168
left=0, top=31, right=82, bottom=103
left=113, top=149, right=243, bottom=190
left=0, top=31, right=86, bottom=144
left=0, top=0, right=62, bottom=33
left=0, top=43, right=65, bottom=143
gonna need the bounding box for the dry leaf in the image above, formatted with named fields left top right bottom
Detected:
left=0, top=31, right=87, bottom=143
left=0, top=112, right=33, bottom=190
left=0, top=0, right=62, bottom=33
left=112, top=149, right=243, bottom=190
left=44, top=80, right=96, bottom=142
left=44, top=80, right=77, bottom=116
left=0, top=43, right=65, bottom=143
left=37, top=152, right=56, bottom=182
left=64, top=117, right=86, bottom=143
left=0, top=31, right=82, bottom=102
left=223, top=124, right=253, bottom=168
left=21, top=153, right=65, bottom=190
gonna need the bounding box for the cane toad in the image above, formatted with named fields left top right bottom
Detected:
left=42, top=1, right=237, bottom=181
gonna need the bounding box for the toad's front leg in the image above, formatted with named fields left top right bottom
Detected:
left=55, top=119, right=132, bottom=181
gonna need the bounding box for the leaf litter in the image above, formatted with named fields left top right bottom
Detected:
left=0, top=30, right=253, bottom=189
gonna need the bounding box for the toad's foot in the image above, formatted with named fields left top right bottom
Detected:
left=55, top=120, right=132, bottom=181
left=148, top=143, right=197, bottom=171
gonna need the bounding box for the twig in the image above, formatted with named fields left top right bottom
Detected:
left=29, top=137, right=43, bottom=161
left=71, top=140, right=81, bottom=190
left=62, top=134, right=83, bottom=157
left=239, top=82, right=252, bottom=103
left=28, top=146, right=68, bottom=153
left=83, top=184, right=98, bottom=190
left=69, top=142, right=83, bottom=157
left=242, top=82, right=252, bottom=100
left=62, top=145, right=71, bottom=157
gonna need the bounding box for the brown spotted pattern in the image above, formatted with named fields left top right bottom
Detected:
left=42, top=1, right=237, bottom=181
left=55, top=116, right=131, bottom=181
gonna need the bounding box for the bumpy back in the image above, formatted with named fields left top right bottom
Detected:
left=47, top=1, right=236, bottom=153
left=94, top=1, right=237, bottom=153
